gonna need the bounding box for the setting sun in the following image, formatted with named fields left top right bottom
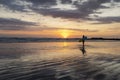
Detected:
left=60, top=30, right=70, bottom=38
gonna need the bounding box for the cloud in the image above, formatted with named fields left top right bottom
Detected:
left=28, top=0, right=56, bottom=7
left=27, top=0, right=120, bottom=22
left=91, top=17, right=120, bottom=24
left=0, top=18, right=98, bottom=32
left=0, top=0, right=27, bottom=12
left=34, top=27, right=98, bottom=32
left=108, top=26, right=120, bottom=31
left=0, top=0, right=120, bottom=24
left=0, top=18, right=36, bottom=30
left=29, top=0, right=110, bottom=19
left=0, top=0, right=111, bottom=18
left=61, top=0, right=72, bottom=4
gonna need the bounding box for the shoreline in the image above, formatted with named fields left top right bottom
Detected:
left=0, top=37, right=120, bottom=43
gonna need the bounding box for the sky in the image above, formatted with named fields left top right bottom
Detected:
left=0, top=0, right=120, bottom=38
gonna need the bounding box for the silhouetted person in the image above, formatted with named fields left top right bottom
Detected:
left=82, top=35, right=85, bottom=46
left=82, top=35, right=87, bottom=46
left=79, top=35, right=87, bottom=55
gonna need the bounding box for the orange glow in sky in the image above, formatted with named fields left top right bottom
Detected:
left=60, top=30, right=70, bottom=38
left=0, top=0, right=120, bottom=38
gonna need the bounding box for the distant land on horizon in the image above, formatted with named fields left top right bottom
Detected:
left=0, top=37, right=120, bottom=43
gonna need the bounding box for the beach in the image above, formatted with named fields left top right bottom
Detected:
left=0, top=41, right=120, bottom=80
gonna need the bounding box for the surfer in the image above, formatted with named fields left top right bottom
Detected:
left=79, top=35, right=87, bottom=55
left=79, top=35, right=87, bottom=46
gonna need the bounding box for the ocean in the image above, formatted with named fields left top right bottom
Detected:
left=0, top=41, right=120, bottom=80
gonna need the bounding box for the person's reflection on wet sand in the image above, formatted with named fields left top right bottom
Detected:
left=80, top=44, right=86, bottom=56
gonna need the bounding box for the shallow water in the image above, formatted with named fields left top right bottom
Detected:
left=0, top=41, right=120, bottom=80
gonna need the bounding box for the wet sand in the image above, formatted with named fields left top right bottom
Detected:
left=0, top=41, right=120, bottom=80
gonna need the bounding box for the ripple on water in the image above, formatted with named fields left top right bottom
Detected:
left=0, top=42, right=120, bottom=80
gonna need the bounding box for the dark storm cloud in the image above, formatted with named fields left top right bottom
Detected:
left=0, top=18, right=36, bottom=30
